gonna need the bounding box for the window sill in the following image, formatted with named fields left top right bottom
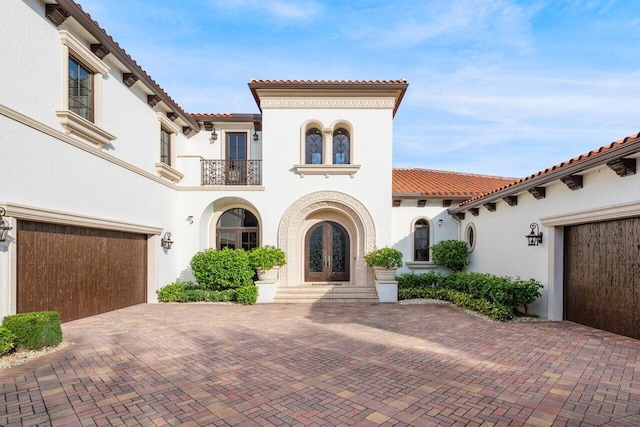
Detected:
left=155, top=162, right=184, bottom=183
left=55, top=110, right=116, bottom=148
left=405, top=261, right=437, bottom=271
left=293, top=164, right=361, bottom=178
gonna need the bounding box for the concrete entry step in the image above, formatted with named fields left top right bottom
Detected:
left=274, top=285, right=379, bottom=303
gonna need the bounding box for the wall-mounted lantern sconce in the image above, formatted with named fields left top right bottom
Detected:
left=161, top=232, right=174, bottom=250
left=253, top=131, right=259, bottom=141
left=437, top=219, right=444, bottom=227
left=526, top=223, right=543, bottom=246
left=210, top=128, right=218, bottom=141
left=0, top=208, right=12, bottom=242
left=186, top=216, right=193, bottom=224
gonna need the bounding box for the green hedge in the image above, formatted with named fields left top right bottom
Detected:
left=0, top=327, right=16, bottom=356
left=190, top=247, right=255, bottom=291
left=236, top=285, right=258, bottom=305
left=157, top=282, right=238, bottom=303
left=398, top=271, right=542, bottom=319
left=2, top=311, right=62, bottom=350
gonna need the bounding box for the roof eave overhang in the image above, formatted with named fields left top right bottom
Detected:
left=448, top=137, right=640, bottom=214
left=55, top=0, right=199, bottom=131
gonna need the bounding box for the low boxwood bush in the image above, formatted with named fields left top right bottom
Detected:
left=398, top=271, right=542, bottom=320
left=2, top=311, right=62, bottom=350
left=190, top=247, right=254, bottom=290
left=0, top=327, right=16, bottom=356
left=236, top=285, right=258, bottom=305
left=157, top=282, right=238, bottom=303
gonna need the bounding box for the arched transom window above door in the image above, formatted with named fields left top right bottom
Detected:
left=216, top=208, right=259, bottom=250
left=295, top=122, right=360, bottom=177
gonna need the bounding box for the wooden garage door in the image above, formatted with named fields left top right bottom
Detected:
left=564, top=217, right=640, bottom=339
left=17, top=221, right=147, bottom=322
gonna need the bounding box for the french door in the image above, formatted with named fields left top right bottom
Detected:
left=226, top=133, right=247, bottom=184
left=305, top=221, right=350, bottom=282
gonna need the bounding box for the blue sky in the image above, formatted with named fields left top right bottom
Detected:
left=78, top=0, right=640, bottom=177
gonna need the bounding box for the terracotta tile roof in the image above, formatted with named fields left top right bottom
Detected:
left=393, top=169, right=518, bottom=197
left=250, top=79, right=408, bottom=85
left=455, top=131, right=640, bottom=209
left=57, top=0, right=198, bottom=130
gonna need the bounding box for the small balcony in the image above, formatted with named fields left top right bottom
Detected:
left=201, top=159, right=262, bottom=186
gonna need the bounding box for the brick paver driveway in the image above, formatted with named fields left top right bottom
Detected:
left=1, top=303, right=640, bottom=426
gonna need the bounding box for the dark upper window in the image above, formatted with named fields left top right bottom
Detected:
left=68, top=56, right=93, bottom=121
left=160, top=127, right=171, bottom=165
left=414, top=219, right=430, bottom=261
left=216, top=208, right=259, bottom=251
left=333, top=128, right=350, bottom=164
left=305, top=128, right=323, bottom=164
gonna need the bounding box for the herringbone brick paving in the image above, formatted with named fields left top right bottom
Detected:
left=1, top=303, right=639, bottom=426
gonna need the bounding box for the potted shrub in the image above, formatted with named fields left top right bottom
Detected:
left=249, top=245, right=286, bottom=281
left=364, top=246, right=403, bottom=280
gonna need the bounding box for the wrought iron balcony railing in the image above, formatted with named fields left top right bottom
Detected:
left=201, top=159, right=262, bottom=186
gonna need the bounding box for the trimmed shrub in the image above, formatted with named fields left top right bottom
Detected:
left=248, top=246, right=286, bottom=270
left=364, top=247, right=403, bottom=269
left=397, top=272, right=442, bottom=290
left=236, top=285, right=258, bottom=305
left=157, top=283, right=238, bottom=303
left=397, top=271, right=542, bottom=321
left=190, top=247, right=254, bottom=290
left=0, top=327, right=16, bottom=356
left=156, top=282, right=190, bottom=302
left=430, top=240, right=470, bottom=271
left=2, top=311, right=62, bottom=350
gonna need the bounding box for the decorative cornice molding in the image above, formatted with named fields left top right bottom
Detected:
left=0, top=202, right=162, bottom=235
left=155, top=163, right=184, bottom=183
left=293, top=164, right=361, bottom=178
left=541, top=200, right=640, bottom=227
left=59, top=31, right=109, bottom=75
left=55, top=109, right=116, bottom=148
left=261, top=97, right=396, bottom=110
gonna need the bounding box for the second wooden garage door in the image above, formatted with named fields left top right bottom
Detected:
left=17, top=221, right=147, bottom=323
left=564, top=217, right=640, bottom=339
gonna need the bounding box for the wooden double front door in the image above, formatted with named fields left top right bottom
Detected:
left=305, top=221, right=350, bottom=282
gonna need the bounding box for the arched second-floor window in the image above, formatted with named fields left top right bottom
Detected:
left=333, top=128, right=350, bottom=164
left=216, top=208, right=259, bottom=251
left=305, top=128, right=323, bottom=164
left=414, top=219, right=430, bottom=261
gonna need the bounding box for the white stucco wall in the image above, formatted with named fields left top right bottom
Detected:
left=457, top=163, right=640, bottom=319
left=390, top=201, right=458, bottom=275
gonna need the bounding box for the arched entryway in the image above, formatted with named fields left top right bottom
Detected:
left=278, top=191, right=376, bottom=287
left=305, top=221, right=350, bottom=282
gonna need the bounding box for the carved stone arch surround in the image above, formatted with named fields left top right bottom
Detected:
left=278, top=191, right=376, bottom=287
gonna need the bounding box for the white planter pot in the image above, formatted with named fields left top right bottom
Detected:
left=373, top=267, right=398, bottom=281
left=257, top=267, right=279, bottom=281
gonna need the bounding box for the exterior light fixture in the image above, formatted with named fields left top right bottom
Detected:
left=526, top=223, right=543, bottom=246
left=210, top=128, right=218, bottom=141
left=0, top=208, right=12, bottom=242
left=186, top=215, right=193, bottom=224
left=437, top=219, right=444, bottom=227
left=253, top=131, right=259, bottom=141
left=161, top=232, right=174, bottom=250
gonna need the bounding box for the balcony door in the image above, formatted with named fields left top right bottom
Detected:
left=305, top=221, right=350, bottom=282
left=226, top=133, right=247, bottom=185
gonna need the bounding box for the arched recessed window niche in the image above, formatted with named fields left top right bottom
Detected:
left=305, top=127, right=323, bottom=164
left=216, top=208, right=259, bottom=250
left=333, top=128, right=350, bottom=165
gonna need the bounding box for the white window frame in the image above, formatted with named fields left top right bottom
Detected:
left=294, top=120, right=360, bottom=178
left=55, top=30, right=116, bottom=148
left=155, top=112, right=183, bottom=182
left=406, top=217, right=437, bottom=270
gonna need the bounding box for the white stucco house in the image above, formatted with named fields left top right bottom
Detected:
left=1, top=0, right=639, bottom=340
